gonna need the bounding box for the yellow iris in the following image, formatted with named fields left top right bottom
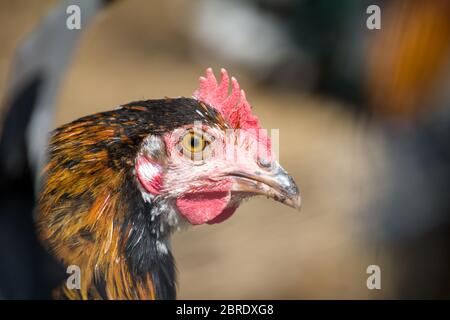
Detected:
left=181, top=131, right=207, bottom=156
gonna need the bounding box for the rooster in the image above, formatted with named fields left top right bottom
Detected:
left=37, top=68, right=300, bottom=300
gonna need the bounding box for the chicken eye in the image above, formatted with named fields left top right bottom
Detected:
left=181, top=131, right=207, bottom=156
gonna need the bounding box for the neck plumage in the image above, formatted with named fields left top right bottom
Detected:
left=39, top=169, right=177, bottom=300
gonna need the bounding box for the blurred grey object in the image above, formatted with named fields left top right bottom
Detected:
left=1, top=0, right=106, bottom=190
left=0, top=0, right=111, bottom=299
left=188, top=0, right=314, bottom=88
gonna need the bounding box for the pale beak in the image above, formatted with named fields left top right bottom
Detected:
left=228, top=161, right=301, bottom=210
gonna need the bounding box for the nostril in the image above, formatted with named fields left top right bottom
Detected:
left=258, top=157, right=272, bottom=169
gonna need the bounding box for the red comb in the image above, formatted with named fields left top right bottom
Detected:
left=193, top=68, right=261, bottom=130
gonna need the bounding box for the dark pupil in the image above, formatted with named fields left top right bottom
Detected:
left=191, top=136, right=199, bottom=148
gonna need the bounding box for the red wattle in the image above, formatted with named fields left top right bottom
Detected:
left=207, top=205, right=238, bottom=224
left=176, top=181, right=235, bottom=225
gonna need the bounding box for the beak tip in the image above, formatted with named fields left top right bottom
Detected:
left=282, top=191, right=301, bottom=211
left=290, top=194, right=302, bottom=211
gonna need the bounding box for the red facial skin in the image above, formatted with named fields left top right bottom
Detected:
left=135, top=124, right=272, bottom=225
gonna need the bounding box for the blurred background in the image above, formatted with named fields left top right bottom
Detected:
left=1, top=0, right=450, bottom=299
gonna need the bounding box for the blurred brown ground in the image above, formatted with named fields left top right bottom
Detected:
left=0, top=1, right=391, bottom=299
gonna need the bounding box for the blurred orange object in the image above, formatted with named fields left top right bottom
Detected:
left=366, top=0, right=450, bottom=122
